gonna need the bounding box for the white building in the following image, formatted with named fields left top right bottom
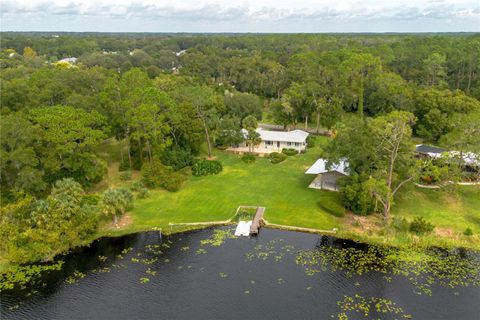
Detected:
left=230, top=128, right=309, bottom=154
left=59, top=57, right=77, bottom=63
left=305, top=159, right=349, bottom=191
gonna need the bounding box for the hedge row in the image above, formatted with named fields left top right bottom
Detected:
left=282, top=148, right=299, bottom=156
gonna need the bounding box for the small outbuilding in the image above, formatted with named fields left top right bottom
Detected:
left=305, top=159, right=349, bottom=191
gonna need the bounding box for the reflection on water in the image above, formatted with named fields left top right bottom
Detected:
left=1, top=227, right=479, bottom=320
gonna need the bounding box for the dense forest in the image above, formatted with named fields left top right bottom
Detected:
left=1, top=33, right=479, bottom=264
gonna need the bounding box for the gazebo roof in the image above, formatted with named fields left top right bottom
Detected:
left=305, top=158, right=349, bottom=175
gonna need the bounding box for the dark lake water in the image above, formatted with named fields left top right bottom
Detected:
left=1, top=227, right=479, bottom=320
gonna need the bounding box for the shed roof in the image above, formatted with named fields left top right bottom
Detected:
left=305, top=158, right=349, bottom=175
left=242, top=128, right=309, bottom=143
left=416, top=144, right=445, bottom=154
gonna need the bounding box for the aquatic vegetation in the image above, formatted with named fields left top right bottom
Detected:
left=121, top=247, right=133, bottom=255
left=146, top=268, right=156, bottom=276
left=201, top=229, right=236, bottom=247
left=141, top=257, right=158, bottom=265
left=196, top=248, right=207, bottom=255
left=145, top=244, right=163, bottom=255
left=296, top=245, right=480, bottom=295
left=245, top=239, right=294, bottom=262
left=244, top=290, right=250, bottom=294
left=65, top=271, right=86, bottom=285
left=219, top=272, right=228, bottom=278
left=98, top=255, right=107, bottom=262
left=0, top=261, right=64, bottom=290
left=181, top=246, right=190, bottom=251
left=277, top=278, right=285, bottom=284
left=139, top=277, right=150, bottom=284
left=334, top=294, right=412, bottom=319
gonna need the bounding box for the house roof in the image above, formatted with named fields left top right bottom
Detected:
left=241, top=128, right=309, bottom=143
left=415, top=144, right=479, bottom=166
left=59, top=57, right=77, bottom=63
left=416, top=144, right=445, bottom=154
left=305, top=158, right=349, bottom=175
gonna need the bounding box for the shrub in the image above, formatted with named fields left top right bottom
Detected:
left=81, top=194, right=100, bottom=206
left=391, top=217, right=410, bottom=232
left=339, top=174, right=379, bottom=215
left=100, top=188, right=134, bottom=223
left=136, top=187, right=150, bottom=199
left=269, top=152, right=287, bottom=164
left=130, top=180, right=145, bottom=192
left=419, top=161, right=448, bottom=184
left=409, top=217, right=435, bottom=234
left=463, top=227, right=473, bottom=236
left=160, top=147, right=194, bottom=171
left=119, top=170, right=132, bottom=181
left=282, top=148, right=299, bottom=156
left=216, top=145, right=228, bottom=150
left=241, top=153, right=256, bottom=164
left=306, top=135, right=315, bottom=148
left=192, top=159, right=223, bottom=176
left=162, top=173, right=187, bottom=191
left=142, top=158, right=187, bottom=192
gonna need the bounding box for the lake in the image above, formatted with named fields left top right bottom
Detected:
left=1, top=227, right=479, bottom=320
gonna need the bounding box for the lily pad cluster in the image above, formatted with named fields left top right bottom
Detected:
left=295, top=245, right=480, bottom=295
left=334, top=294, right=412, bottom=320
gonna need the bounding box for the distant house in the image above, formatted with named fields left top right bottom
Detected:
left=175, top=49, right=187, bottom=56
left=305, top=159, right=349, bottom=191
left=230, top=128, right=309, bottom=154
left=416, top=144, right=480, bottom=168
left=59, top=57, right=77, bottom=64
left=415, top=144, right=446, bottom=159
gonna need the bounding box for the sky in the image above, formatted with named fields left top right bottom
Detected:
left=1, top=0, right=479, bottom=33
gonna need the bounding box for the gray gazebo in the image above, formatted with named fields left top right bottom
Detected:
left=305, top=159, right=349, bottom=191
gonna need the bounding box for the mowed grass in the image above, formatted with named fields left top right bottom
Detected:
left=393, top=185, right=480, bottom=234
left=130, top=137, right=344, bottom=232
left=97, top=136, right=479, bottom=249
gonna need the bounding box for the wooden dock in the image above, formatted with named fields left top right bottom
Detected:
left=250, top=207, right=265, bottom=235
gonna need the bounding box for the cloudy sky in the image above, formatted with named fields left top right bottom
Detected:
left=1, top=0, right=479, bottom=33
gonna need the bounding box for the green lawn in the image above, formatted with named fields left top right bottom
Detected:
left=129, top=137, right=343, bottom=232
left=394, top=185, right=480, bottom=234
left=97, top=136, right=480, bottom=250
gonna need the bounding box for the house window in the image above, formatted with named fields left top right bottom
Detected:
left=287, top=142, right=292, bottom=146
left=294, top=142, right=300, bottom=147
left=265, top=141, right=273, bottom=145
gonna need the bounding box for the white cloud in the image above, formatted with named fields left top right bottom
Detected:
left=0, top=0, right=479, bottom=31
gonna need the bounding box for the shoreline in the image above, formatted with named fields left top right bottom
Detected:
left=2, top=215, right=479, bottom=273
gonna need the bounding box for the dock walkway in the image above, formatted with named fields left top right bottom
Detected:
left=250, top=207, right=266, bottom=235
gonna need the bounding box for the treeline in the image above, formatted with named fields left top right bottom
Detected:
left=2, top=33, right=479, bottom=98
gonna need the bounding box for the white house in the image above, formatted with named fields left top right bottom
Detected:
left=230, top=128, right=309, bottom=154
left=305, top=158, right=349, bottom=191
